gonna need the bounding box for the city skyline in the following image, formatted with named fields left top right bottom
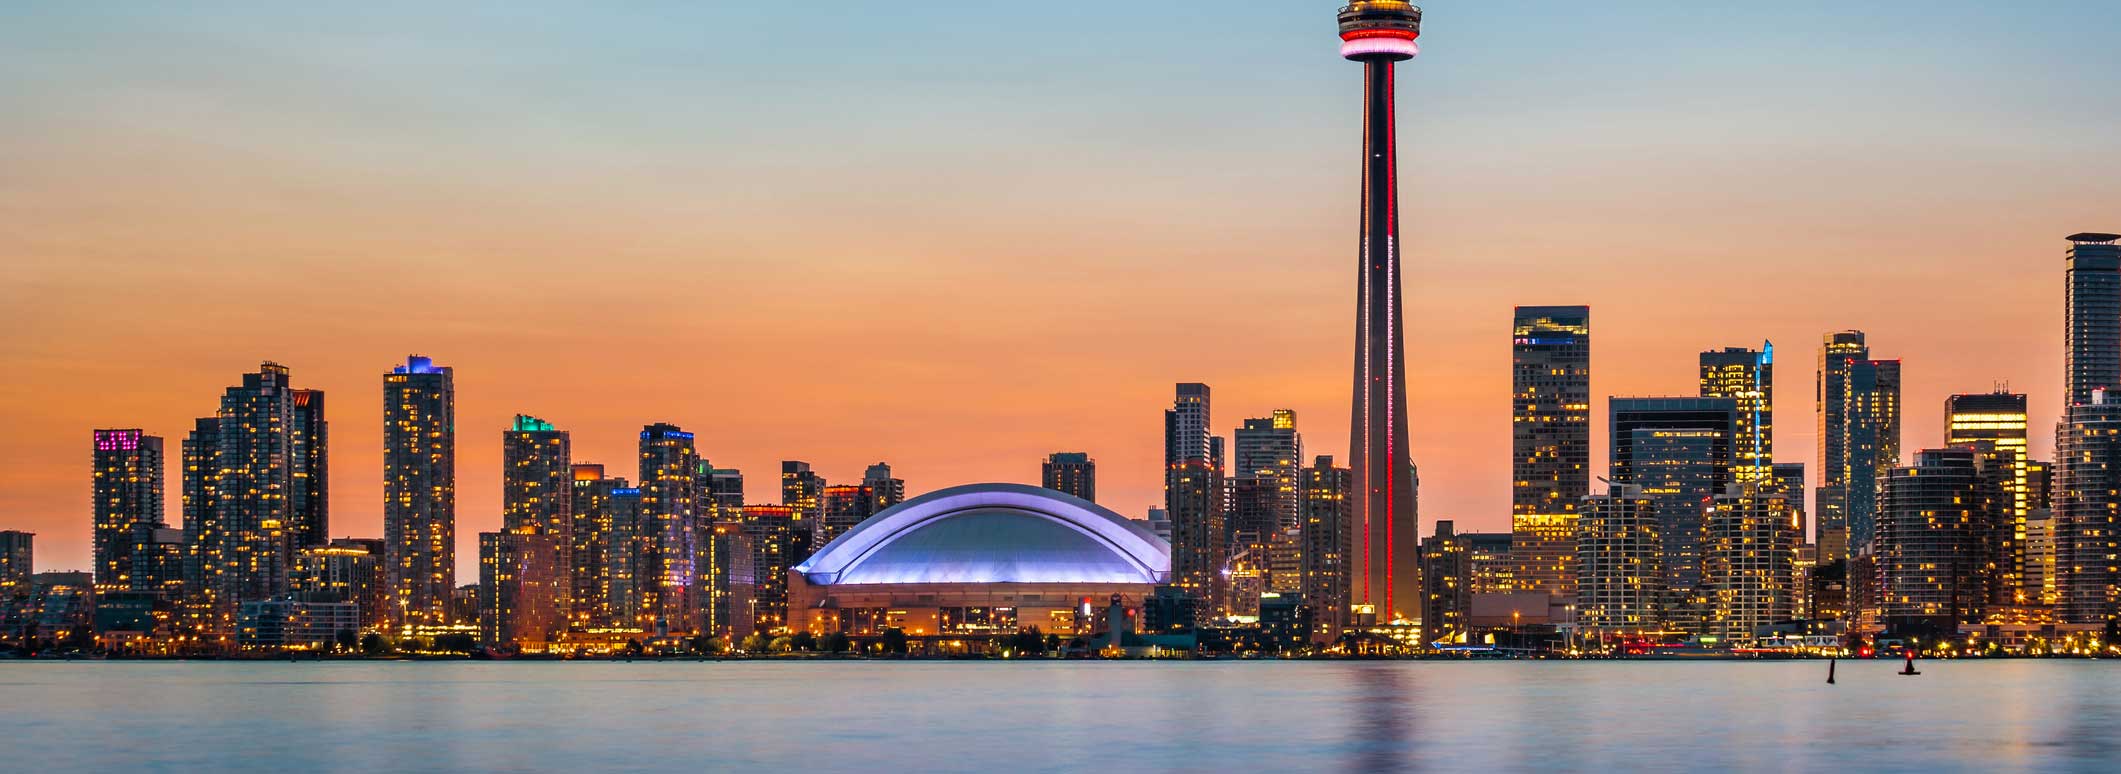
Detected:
left=7, top=2, right=2121, bottom=577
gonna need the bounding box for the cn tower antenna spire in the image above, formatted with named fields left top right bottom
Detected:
left=1340, top=2, right=1421, bottom=620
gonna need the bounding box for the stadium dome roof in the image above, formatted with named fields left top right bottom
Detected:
left=792, top=483, right=1171, bottom=586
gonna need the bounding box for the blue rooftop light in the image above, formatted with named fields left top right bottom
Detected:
left=392, top=355, right=442, bottom=375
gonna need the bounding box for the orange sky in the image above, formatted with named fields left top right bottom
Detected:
left=3, top=2, right=2118, bottom=579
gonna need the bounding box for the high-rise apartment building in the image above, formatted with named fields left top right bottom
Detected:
left=1877, top=448, right=2007, bottom=636
left=1421, top=520, right=1472, bottom=645
left=1816, top=331, right=1868, bottom=564
left=1165, top=383, right=1212, bottom=467
left=1167, top=460, right=1224, bottom=622
left=287, top=389, right=328, bottom=552
left=742, top=504, right=805, bottom=633
left=703, top=519, right=755, bottom=643
left=1165, top=383, right=1224, bottom=620
left=478, top=529, right=563, bottom=648
left=862, top=463, right=905, bottom=511
left=1512, top=305, right=1591, bottom=602
left=1844, top=358, right=1902, bottom=554
left=1945, top=392, right=2029, bottom=602
left=1040, top=452, right=1097, bottom=502
left=1577, top=485, right=1662, bottom=635
left=1234, top=410, right=1303, bottom=531
left=383, top=355, right=455, bottom=627
left=780, top=461, right=825, bottom=547
left=2057, top=391, right=2121, bottom=625
left=1609, top=397, right=1738, bottom=629
left=639, top=424, right=699, bottom=636
left=196, top=362, right=325, bottom=606
left=818, top=484, right=874, bottom=547
left=2065, top=233, right=2121, bottom=407
left=503, top=415, right=572, bottom=617
left=1700, top=344, right=1773, bottom=482
left=0, top=531, right=32, bottom=591
left=1705, top=484, right=1800, bottom=641
left=92, top=429, right=165, bottom=591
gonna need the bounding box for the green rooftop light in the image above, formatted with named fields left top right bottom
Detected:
left=512, top=414, right=555, bottom=433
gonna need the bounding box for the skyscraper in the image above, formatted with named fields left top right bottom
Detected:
left=1700, top=344, right=1773, bottom=482
left=1340, top=2, right=1423, bottom=620
left=1577, top=485, right=1662, bottom=635
left=209, top=362, right=317, bottom=604
left=568, top=463, right=635, bottom=628
left=1165, top=383, right=1224, bottom=618
left=180, top=417, right=221, bottom=605
left=1234, top=410, right=1303, bottom=531
left=1609, top=396, right=1738, bottom=629
left=741, top=503, right=804, bottom=633
left=92, top=429, right=164, bottom=591
left=1167, top=459, right=1224, bottom=622
left=1512, top=305, right=1591, bottom=603
left=2064, top=233, right=2121, bottom=407
left=1816, top=331, right=1868, bottom=564
left=2057, top=233, right=2121, bottom=627
left=384, top=355, right=455, bottom=627
left=1040, top=452, right=1096, bottom=502
left=1844, top=358, right=1902, bottom=554
left=703, top=519, right=755, bottom=643
left=503, top=415, right=572, bottom=616
left=1945, top=391, right=2029, bottom=602
left=639, top=423, right=700, bottom=636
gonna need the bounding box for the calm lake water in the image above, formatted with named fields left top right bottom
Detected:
left=5, top=659, right=2118, bottom=772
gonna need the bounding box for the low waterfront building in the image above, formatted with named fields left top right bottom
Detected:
left=236, top=599, right=360, bottom=650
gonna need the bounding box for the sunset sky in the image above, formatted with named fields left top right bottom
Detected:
left=4, top=1, right=2119, bottom=580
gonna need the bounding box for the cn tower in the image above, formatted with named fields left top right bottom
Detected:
left=1340, top=2, right=1421, bottom=620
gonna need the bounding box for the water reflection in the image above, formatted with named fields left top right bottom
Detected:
left=1344, top=662, right=1421, bottom=773
left=7, top=660, right=2120, bottom=772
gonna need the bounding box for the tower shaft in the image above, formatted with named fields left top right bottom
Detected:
left=1350, top=58, right=1418, bottom=618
